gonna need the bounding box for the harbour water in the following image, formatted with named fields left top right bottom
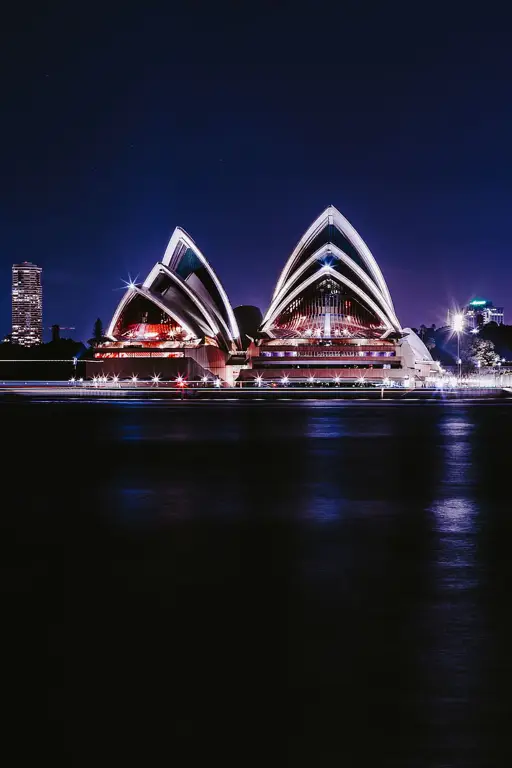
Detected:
left=5, top=399, right=512, bottom=765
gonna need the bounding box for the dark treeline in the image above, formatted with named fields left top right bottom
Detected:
left=0, top=337, right=86, bottom=361
left=412, top=322, right=512, bottom=367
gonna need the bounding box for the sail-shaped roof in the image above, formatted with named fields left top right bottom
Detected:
left=261, top=206, right=401, bottom=339
left=106, top=227, right=240, bottom=352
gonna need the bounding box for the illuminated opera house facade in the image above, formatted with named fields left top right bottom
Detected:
left=93, top=206, right=439, bottom=385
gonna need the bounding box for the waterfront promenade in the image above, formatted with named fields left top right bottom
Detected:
left=0, top=381, right=509, bottom=401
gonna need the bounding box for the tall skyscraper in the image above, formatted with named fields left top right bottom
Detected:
left=12, top=262, right=43, bottom=346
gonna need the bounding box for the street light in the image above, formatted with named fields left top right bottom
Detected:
left=452, top=312, right=464, bottom=384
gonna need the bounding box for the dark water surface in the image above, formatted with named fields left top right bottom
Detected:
left=4, top=400, right=512, bottom=766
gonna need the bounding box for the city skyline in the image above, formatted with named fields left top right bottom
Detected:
left=1, top=5, right=511, bottom=341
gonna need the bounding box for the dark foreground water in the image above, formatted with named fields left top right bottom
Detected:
left=4, top=399, right=512, bottom=766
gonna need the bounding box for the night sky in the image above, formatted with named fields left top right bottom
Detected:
left=1, top=2, right=511, bottom=342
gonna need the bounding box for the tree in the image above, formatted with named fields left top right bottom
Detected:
left=93, top=318, right=104, bottom=342
left=467, top=337, right=500, bottom=368
left=89, top=318, right=105, bottom=347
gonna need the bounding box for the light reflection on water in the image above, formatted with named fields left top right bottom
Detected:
left=31, top=399, right=508, bottom=764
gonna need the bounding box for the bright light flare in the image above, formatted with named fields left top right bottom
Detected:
left=131, top=375, right=138, bottom=384
left=214, top=378, right=221, bottom=388
left=333, top=375, right=340, bottom=384
left=308, top=375, right=315, bottom=384
left=201, top=375, right=209, bottom=383
left=452, top=313, right=464, bottom=333
left=255, top=375, right=263, bottom=387
left=122, top=273, right=139, bottom=291
left=152, top=374, right=161, bottom=383
left=281, top=376, right=289, bottom=385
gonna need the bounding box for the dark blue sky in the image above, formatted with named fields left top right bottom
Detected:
left=1, top=2, right=511, bottom=341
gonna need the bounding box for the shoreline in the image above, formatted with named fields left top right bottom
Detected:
left=0, top=384, right=509, bottom=401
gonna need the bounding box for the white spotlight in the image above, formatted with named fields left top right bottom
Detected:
left=452, top=313, right=464, bottom=334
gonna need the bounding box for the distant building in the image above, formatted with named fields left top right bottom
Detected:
left=448, top=298, right=504, bottom=330
left=12, top=262, right=43, bottom=346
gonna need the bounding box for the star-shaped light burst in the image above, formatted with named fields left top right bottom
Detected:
left=121, top=273, right=140, bottom=291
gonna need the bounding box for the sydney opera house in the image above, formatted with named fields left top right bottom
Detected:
left=92, top=206, right=440, bottom=385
